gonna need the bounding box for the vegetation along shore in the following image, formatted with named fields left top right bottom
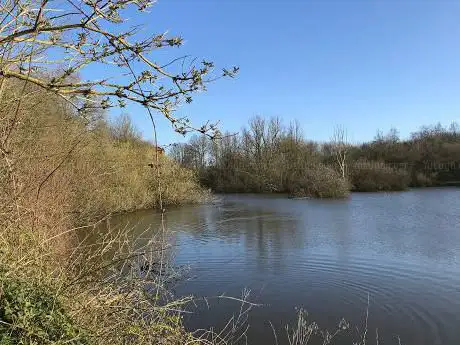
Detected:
left=171, top=118, right=460, bottom=198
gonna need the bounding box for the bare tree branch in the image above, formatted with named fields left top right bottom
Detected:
left=0, top=0, right=238, bottom=138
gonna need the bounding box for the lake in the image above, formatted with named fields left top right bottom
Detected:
left=111, top=188, right=460, bottom=345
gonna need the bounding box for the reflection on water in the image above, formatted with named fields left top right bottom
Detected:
left=108, top=188, right=460, bottom=345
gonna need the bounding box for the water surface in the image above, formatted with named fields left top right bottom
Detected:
left=115, top=188, right=460, bottom=345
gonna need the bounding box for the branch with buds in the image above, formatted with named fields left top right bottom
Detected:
left=0, top=0, right=238, bottom=138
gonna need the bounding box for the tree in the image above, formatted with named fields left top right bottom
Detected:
left=386, top=127, right=400, bottom=143
left=188, top=134, right=209, bottom=171
left=331, top=125, right=348, bottom=179
left=110, top=114, right=141, bottom=142
left=0, top=0, right=238, bottom=137
left=248, top=116, right=266, bottom=174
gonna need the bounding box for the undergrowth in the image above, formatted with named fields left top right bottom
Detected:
left=0, top=273, right=89, bottom=345
left=0, top=79, right=206, bottom=345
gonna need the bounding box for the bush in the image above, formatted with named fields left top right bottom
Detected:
left=350, top=160, right=410, bottom=192
left=412, top=172, right=433, bottom=187
left=0, top=273, right=89, bottom=345
left=287, top=165, right=350, bottom=198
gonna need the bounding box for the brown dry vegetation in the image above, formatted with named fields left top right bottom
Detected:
left=172, top=117, right=351, bottom=198
left=174, top=116, right=460, bottom=195
left=2, top=79, right=206, bottom=218
left=0, top=78, right=209, bottom=344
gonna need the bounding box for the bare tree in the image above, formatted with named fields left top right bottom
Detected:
left=248, top=116, right=266, bottom=174
left=331, top=125, right=348, bottom=179
left=110, top=113, right=141, bottom=142
left=287, top=119, right=303, bottom=144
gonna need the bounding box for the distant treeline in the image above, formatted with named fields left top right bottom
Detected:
left=170, top=116, right=460, bottom=197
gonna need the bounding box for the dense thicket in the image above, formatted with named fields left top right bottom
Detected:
left=0, top=79, right=206, bottom=344
left=171, top=117, right=460, bottom=195
left=350, top=124, right=460, bottom=189
left=170, top=117, right=350, bottom=198
left=0, top=80, right=206, bottom=225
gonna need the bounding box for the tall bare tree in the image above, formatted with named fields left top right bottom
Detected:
left=331, top=125, right=348, bottom=179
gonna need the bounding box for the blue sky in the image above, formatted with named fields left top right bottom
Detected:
left=100, top=0, right=460, bottom=145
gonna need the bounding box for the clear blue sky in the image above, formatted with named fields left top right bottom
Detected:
left=103, top=0, right=460, bottom=145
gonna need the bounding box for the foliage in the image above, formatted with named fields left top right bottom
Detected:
left=288, top=165, right=351, bottom=198
left=352, top=123, right=460, bottom=188
left=0, top=273, right=89, bottom=345
left=0, top=80, right=207, bottom=226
